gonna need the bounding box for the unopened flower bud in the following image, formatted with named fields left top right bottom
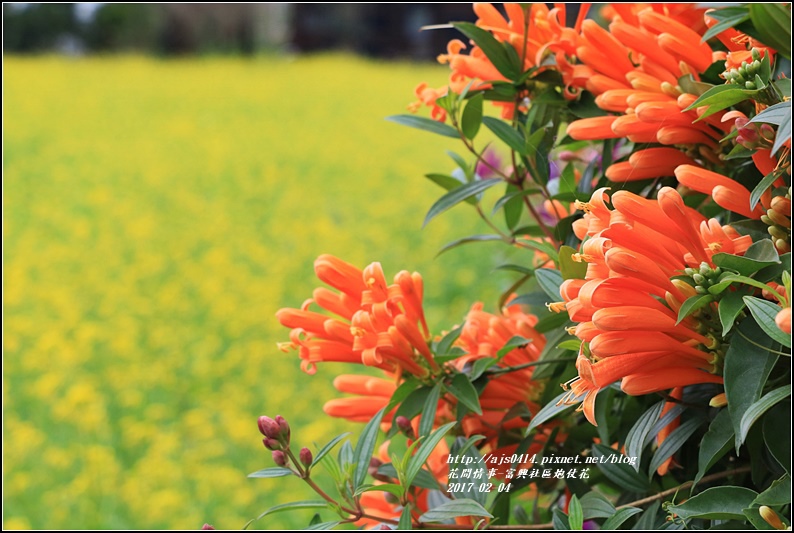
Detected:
left=299, top=447, right=313, bottom=467
left=384, top=492, right=400, bottom=505
left=258, top=416, right=280, bottom=439
left=709, top=392, right=727, bottom=407
left=202, top=524, right=216, bottom=530
left=272, top=450, right=288, bottom=466
left=752, top=48, right=762, bottom=61
left=369, top=457, right=391, bottom=482
left=395, top=416, right=416, bottom=439
left=745, top=81, right=756, bottom=90
left=263, top=437, right=281, bottom=451
left=693, top=273, right=706, bottom=285
left=759, top=506, right=786, bottom=530
left=275, top=415, right=291, bottom=443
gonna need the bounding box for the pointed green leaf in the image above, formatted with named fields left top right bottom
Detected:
left=579, top=492, right=616, bottom=520
left=739, top=385, right=792, bottom=445
left=482, top=116, right=527, bottom=154
left=311, top=433, right=351, bottom=468
left=436, top=326, right=462, bottom=357
left=445, top=373, right=482, bottom=415
left=306, top=521, right=342, bottom=530
left=743, top=296, right=791, bottom=347
left=423, top=178, right=502, bottom=227
left=701, top=7, right=750, bottom=41
left=713, top=243, right=780, bottom=276
left=522, top=239, right=560, bottom=263
left=676, top=294, right=714, bottom=324
left=667, top=486, right=758, bottom=520
left=255, top=500, right=329, bottom=521
left=752, top=474, right=791, bottom=506
left=719, top=288, right=750, bottom=337
left=715, top=275, right=786, bottom=304
left=749, top=3, right=791, bottom=59
left=436, top=234, right=504, bottom=256
left=763, top=403, right=790, bottom=473
left=405, top=422, right=456, bottom=489
left=535, top=268, right=564, bottom=300
left=461, top=92, right=483, bottom=140
left=353, top=407, right=386, bottom=489
left=398, top=504, right=413, bottom=530
left=695, top=409, right=734, bottom=487
left=248, top=467, right=295, bottom=478
left=600, top=507, right=642, bottom=530
left=568, top=495, right=584, bottom=530
left=649, top=417, right=706, bottom=477
left=725, top=318, right=780, bottom=450
left=749, top=101, right=791, bottom=127
left=355, top=483, right=405, bottom=499
left=750, top=169, right=785, bottom=210
left=772, top=111, right=791, bottom=154
left=527, top=391, right=578, bottom=433
left=377, top=462, right=438, bottom=490
left=624, top=401, right=665, bottom=472
left=418, top=498, right=493, bottom=523
left=592, top=444, right=650, bottom=493
left=496, top=335, right=533, bottom=360
left=553, top=508, right=571, bottom=530
left=451, top=22, right=520, bottom=79
left=685, top=85, right=759, bottom=120
left=419, top=383, right=442, bottom=439
left=468, top=357, right=497, bottom=381
left=386, top=114, right=459, bottom=138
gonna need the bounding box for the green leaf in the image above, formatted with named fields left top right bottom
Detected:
left=695, top=409, right=734, bottom=487
left=750, top=170, right=785, bottom=210
left=419, top=384, right=442, bottom=439
left=405, top=422, right=456, bottom=489
left=436, top=326, right=462, bottom=357
left=535, top=268, right=564, bottom=300
left=685, top=85, right=760, bottom=121
left=451, top=22, right=520, bottom=79
left=445, top=373, right=483, bottom=415
left=502, top=184, right=524, bottom=230
left=423, top=178, right=502, bottom=227
left=254, top=501, right=329, bottom=521
left=461, top=93, right=483, bottom=140
left=634, top=501, right=662, bottom=530
left=648, top=417, right=706, bottom=477
left=667, top=486, right=758, bottom=520
left=522, top=239, right=560, bottom=263
left=436, top=234, right=504, bottom=256
left=353, top=407, right=386, bottom=490
left=742, top=507, right=780, bottom=530
left=743, top=296, right=792, bottom=348
left=386, top=114, right=459, bottom=138
left=701, top=7, right=750, bottom=41
left=601, top=507, right=642, bottom=530
left=763, top=402, right=791, bottom=473
left=559, top=245, right=587, bottom=280
left=248, top=466, right=295, bottom=478
left=377, top=463, right=438, bottom=490
left=679, top=74, right=715, bottom=97
left=719, top=288, right=750, bottom=337
left=398, top=504, right=413, bottom=530
left=492, top=187, right=541, bottom=215
left=482, top=116, right=527, bottom=154
left=749, top=3, right=791, bottom=60
left=713, top=243, right=780, bottom=276
left=772, top=109, right=791, bottom=155
left=714, top=275, right=785, bottom=304
left=355, top=483, right=405, bottom=499
left=568, top=495, right=584, bottom=530
left=391, top=387, right=432, bottom=436
left=676, top=294, right=714, bottom=324
left=469, top=357, right=497, bottom=381
left=750, top=101, right=791, bottom=127
left=592, top=444, right=650, bottom=493
left=753, top=474, right=791, bottom=507
left=311, top=433, right=351, bottom=468
left=624, top=401, right=665, bottom=473
left=726, top=317, right=780, bottom=450
left=418, top=498, right=493, bottom=523
left=425, top=173, right=474, bottom=201
left=490, top=491, right=511, bottom=526
left=496, top=335, right=533, bottom=360
left=552, top=508, right=570, bottom=530
left=527, top=391, right=577, bottom=433
left=739, top=385, right=792, bottom=445
left=579, top=492, right=616, bottom=519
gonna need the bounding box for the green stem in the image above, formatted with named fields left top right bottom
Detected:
left=486, top=357, right=577, bottom=376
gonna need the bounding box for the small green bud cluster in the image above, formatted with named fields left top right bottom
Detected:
left=684, top=262, right=724, bottom=294
left=724, top=48, right=764, bottom=89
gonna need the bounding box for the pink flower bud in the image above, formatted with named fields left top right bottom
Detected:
left=275, top=415, right=291, bottom=443
left=258, top=416, right=280, bottom=439
left=201, top=525, right=215, bottom=530
left=299, top=447, right=313, bottom=467
left=369, top=457, right=391, bottom=483
left=262, top=437, right=281, bottom=451
left=272, top=450, right=288, bottom=466
left=395, top=416, right=416, bottom=439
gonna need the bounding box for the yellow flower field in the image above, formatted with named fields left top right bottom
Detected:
left=4, top=55, right=508, bottom=529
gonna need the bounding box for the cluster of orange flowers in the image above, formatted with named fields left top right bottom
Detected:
left=277, top=255, right=559, bottom=524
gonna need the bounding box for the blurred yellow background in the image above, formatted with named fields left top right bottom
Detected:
left=3, top=54, right=507, bottom=529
